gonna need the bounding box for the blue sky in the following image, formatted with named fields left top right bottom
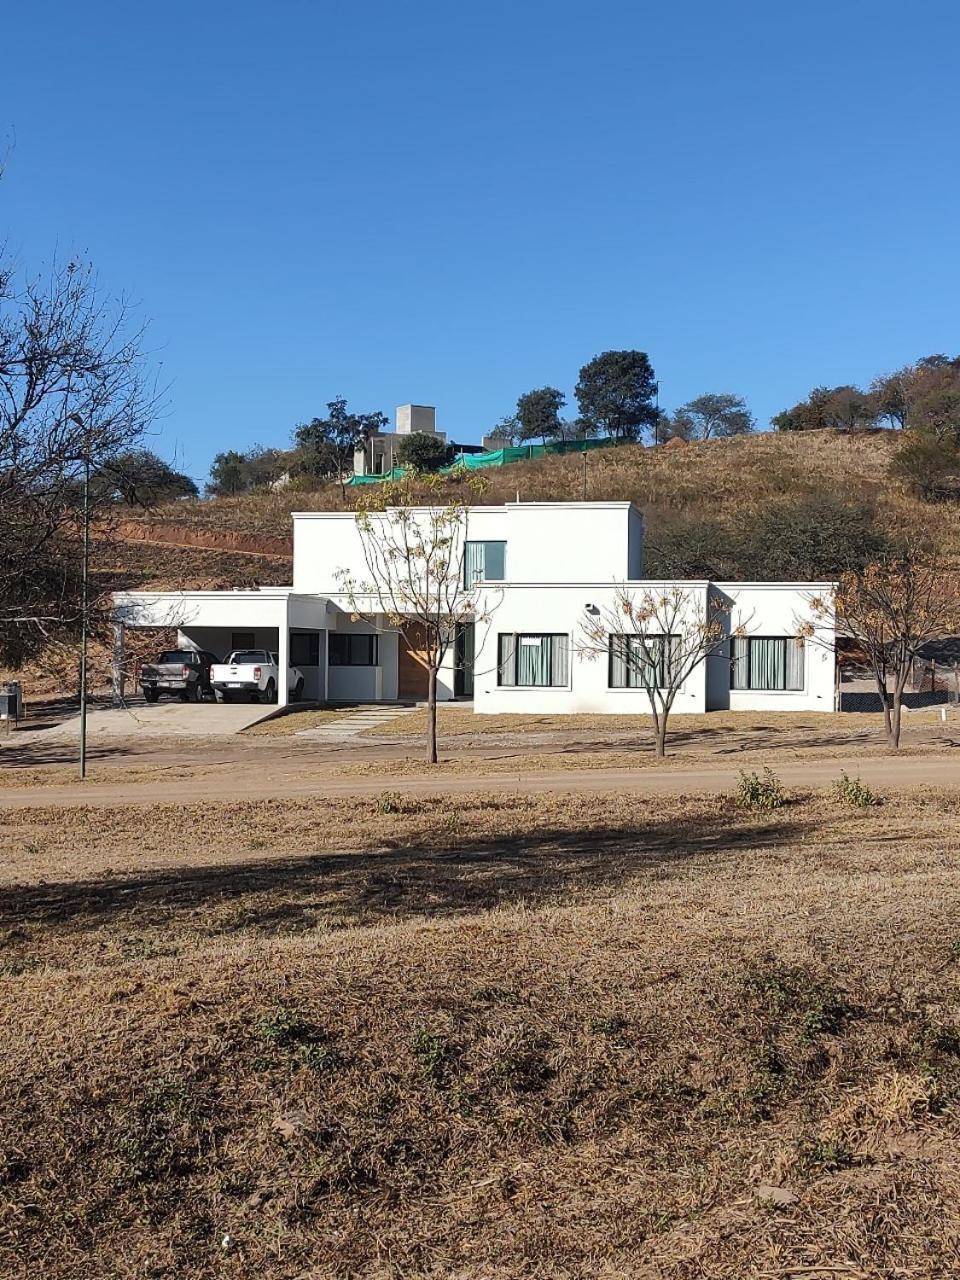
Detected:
left=3, top=1, right=959, bottom=483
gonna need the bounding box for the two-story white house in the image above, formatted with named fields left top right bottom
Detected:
left=112, top=502, right=836, bottom=714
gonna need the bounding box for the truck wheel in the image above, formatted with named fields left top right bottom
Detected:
left=143, top=687, right=159, bottom=703
left=188, top=683, right=202, bottom=703
left=215, top=690, right=230, bottom=704
left=262, top=680, right=277, bottom=705
left=292, top=679, right=304, bottom=703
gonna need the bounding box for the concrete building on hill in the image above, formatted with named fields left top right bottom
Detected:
left=353, top=403, right=488, bottom=477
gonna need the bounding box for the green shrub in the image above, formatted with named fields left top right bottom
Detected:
left=735, top=768, right=786, bottom=811
left=411, top=1029, right=454, bottom=1088
left=376, top=791, right=404, bottom=815
left=833, top=771, right=881, bottom=808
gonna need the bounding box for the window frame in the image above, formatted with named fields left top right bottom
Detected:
left=731, top=635, right=805, bottom=693
left=329, top=632, right=380, bottom=667
left=497, top=632, right=570, bottom=688
left=463, top=540, right=507, bottom=587
left=607, top=633, right=680, bottom=690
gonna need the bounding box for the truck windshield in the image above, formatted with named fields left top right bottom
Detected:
left=157, top=650, right=197, bottom=663
left=226, top=651, right=265, bottom=664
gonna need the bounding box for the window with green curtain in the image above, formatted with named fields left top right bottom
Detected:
left=464, top=540, right=507, bottom=586
left=731, top=636, right=804, bottom=691
left=608, top=634, right=678, bottom=688
left=497, top=633, right=568, bottom=686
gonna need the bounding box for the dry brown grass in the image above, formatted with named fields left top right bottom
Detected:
left=141, top=430, right=960, bottom=555
left=358, top=706, right=910, bottom=738
left=4, top=787, right=960, bottom=1276
left=245, top=708, right=357, bottom=737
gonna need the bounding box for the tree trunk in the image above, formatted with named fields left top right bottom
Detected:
left=890, top=694, right=903, bottom=749
left=885, top=696, right=901, bottom=747
left=655, top=723, right=667, bottom=758
left=426, top=665, right=438, bottom=765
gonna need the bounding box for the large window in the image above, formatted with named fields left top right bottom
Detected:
left=289, top=632, right=320, bottom=667
left=464, top=540, right=506, bottom=587
left=732, top=636, right=804, bottom=691
left=608, top=634, right=679, bottom=689
left=329, top=633, right=379, bottom=667
left=498, top=633, right=569, bottom=687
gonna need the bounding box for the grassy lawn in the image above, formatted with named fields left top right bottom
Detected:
left=3, top=786, right=960, bottom=1276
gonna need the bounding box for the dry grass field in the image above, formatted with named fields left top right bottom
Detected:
left=4, top=785, right=960, bottom=1277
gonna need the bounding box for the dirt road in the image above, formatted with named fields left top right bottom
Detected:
left=2, top=752, right=958, bottom=809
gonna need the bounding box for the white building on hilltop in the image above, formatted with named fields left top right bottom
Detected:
left=113, top=501, right=836, bottom=713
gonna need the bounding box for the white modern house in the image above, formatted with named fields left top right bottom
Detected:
left=112, top=501, right=836, bottom=714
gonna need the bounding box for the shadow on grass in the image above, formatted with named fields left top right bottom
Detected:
left=0, top=810, right=804, bottom=940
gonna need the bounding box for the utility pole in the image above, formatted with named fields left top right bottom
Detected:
left=653, top=382, right=661, bottom=447
left=66, top=410, right=92, bottom=781
left=581, top=448, right=588, bottom=500
left=79, top=446, right=90, bottom=780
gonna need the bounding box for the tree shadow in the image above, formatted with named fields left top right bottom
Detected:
left=0, top=810, right=805, bottom=943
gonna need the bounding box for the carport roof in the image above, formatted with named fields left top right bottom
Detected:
left=112, top=588, right=325, bottom=629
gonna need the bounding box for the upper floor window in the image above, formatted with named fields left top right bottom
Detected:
left=731, top=636, right=804, bottom=691
left=329, top=633, right=379, bottom=667
left=464, top=540, right=506, bottom=587
left=608, top=634, right=679, bottom=689
left=498, top=633, right=569, bottom=687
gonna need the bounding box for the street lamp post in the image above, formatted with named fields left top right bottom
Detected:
left=66, top=412, right=91, bottom=781
left=79, top=447, right=90, bottom=780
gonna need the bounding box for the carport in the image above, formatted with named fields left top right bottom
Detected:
left=112, top=588, right=330, bottom=708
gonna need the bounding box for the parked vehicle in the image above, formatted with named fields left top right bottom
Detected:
left=210, top=650, right=305, bottom=704
left=140, top=649, right=219, bottom=703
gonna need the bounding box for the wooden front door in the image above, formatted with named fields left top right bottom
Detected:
left=398, top=623, right=430, bottom=699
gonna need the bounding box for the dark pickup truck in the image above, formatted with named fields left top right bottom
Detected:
left=139, top=649, right=219, bottom=703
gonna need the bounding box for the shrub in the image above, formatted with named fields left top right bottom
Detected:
left=253, top=1008, right=316, bottom=1048
left=833, top=771, right=881, bottom=808
left=735, top=768, right=787, bottom=811
left=411, top=1029, right=454, bottom=1088
left=376, top=791, right=404, bottom=815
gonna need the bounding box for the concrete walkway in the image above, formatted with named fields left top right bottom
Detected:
left=295, top=705, right=420, bottom=742
left=15, top=697, right=274, bottom=741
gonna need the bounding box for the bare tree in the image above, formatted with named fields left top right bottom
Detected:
left=810, top=558, right=960, bottom=749
left=337, top=475, right=497, bottom=764
left=578, top=586, right=737, bottom=757
left=0, top=255, right=158, bottom=667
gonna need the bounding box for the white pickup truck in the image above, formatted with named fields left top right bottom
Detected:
left=210, top=649, right=305, bottom=704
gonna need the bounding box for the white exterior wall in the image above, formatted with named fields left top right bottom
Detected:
left=326, top=613, right=400, bottom=702
left=292, top=502, right=641, bottom=595
left=472, top=583, right=710, bottom=715
left=715, top=583, right=836, bottom=713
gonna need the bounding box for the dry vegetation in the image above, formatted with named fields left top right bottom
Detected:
left=139, top=430, right=960, bottom=555
left=4, top=787, right=960, bottom=1277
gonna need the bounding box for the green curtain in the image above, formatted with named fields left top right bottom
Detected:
left=499, top=634, right=568, bottom=686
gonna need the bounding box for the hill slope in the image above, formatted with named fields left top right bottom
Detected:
left=137, top=429, right=958, bottom=556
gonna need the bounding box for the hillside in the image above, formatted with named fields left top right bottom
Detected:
left=9, top=430, right=956, bottom=694
left=135, top=429, right=960, bottom=557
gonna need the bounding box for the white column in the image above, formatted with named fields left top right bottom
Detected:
left=277, top=602, right=290, bottom=708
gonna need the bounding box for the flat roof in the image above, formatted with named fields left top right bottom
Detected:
left=291, top=501, right=640, bottom=518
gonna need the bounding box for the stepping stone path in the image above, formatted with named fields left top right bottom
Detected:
left=295, top=704, right=419, bottom=743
